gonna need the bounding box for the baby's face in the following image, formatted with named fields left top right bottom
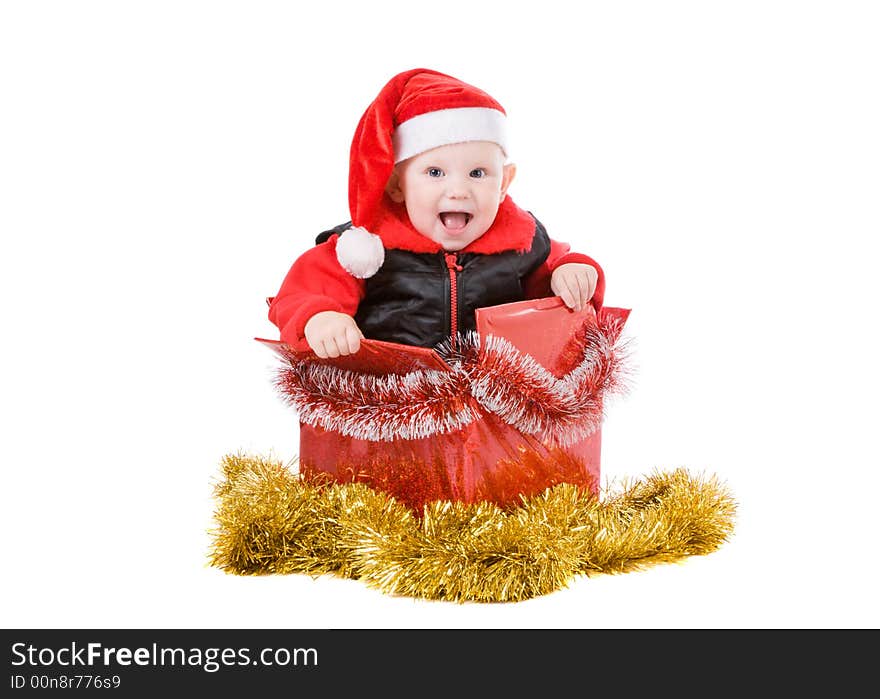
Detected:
left=386, top=141, right=515, bottom=251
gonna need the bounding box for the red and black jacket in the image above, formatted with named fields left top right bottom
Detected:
left=268, top=202, right=605, bottom=351
left=347, top=217, right=550, bottom=348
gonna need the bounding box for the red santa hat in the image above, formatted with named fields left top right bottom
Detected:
left=335, top=68, right=509, bottom=279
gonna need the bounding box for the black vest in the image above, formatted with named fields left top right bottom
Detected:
left=316, top=216, right=551, bottom=348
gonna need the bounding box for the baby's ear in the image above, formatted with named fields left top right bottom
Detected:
left=500, top=162, right=517, bottom=201
left=385, top=169, right=405, bottom=203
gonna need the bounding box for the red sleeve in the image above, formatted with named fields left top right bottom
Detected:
left=267, top=235, right=366, bottom=350
left=523, top=238, right=606, bottom=310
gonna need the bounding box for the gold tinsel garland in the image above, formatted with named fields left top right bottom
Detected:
left=209, top=453, right=736, bottom=603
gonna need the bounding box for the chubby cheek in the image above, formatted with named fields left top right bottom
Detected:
left=404, top=197, right=434, bottom=225
left=476, top=197, right=502, bottom=225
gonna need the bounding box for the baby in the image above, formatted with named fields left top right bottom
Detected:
left=268, top=68, right=606, bottom=358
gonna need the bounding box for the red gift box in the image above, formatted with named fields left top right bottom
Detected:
left=257, top=298, right=629, bottom=511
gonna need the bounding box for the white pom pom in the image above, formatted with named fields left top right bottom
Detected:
left=335, top=226, right=385, bottom=278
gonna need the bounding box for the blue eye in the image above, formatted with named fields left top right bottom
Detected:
left=427, top=167, right=443, bottom=177
left=470, top=168, right=485, bottom=178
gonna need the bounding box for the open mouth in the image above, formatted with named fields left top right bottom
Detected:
left=438, top=211, right=472, bottom=231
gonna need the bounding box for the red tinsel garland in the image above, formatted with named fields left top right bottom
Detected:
left=274, top=314, right=627, bottom=445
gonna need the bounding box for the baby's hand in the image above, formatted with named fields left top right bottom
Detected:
left=550, top=263, right=598, bottom=312
left=304, top=311, right=364, bottom=358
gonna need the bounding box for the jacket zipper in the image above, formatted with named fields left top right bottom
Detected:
left=444, top=252, right=463, bottom=349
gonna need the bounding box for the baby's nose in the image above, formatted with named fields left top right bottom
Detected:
left=445, top=178, right=471, bottom=198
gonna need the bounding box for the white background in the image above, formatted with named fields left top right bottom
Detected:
left=1, top=0, right=878, bottom=629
